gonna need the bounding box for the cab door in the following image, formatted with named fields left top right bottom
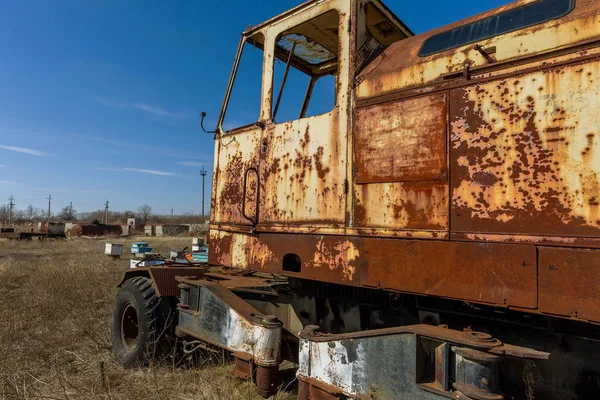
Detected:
left=211, top=34, right=265, bottom=228
left=257, top=5, right=352, bottom=233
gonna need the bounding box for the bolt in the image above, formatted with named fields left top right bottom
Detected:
left=262, top=315, right=279, bottom=323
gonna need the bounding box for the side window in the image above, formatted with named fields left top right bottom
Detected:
left=271, top=10, right=339, bottom=124
left=419, top=0, right=575, bottom=57
left=222, top=34, right=264, bottom=131
left=357, top=2, right=406, bottom=71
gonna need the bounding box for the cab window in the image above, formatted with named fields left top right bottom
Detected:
left=222, top=34, right=265, bottom=132
left=271, top=10, right=339, bottom=124
left=419, top=0, right=575, bottom=57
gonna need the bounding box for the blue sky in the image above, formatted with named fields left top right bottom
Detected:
left=0, top=0, right=510, bottom=215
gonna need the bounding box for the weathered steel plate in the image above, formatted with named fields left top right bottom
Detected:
left=356, top=0, right=600, bottom=98
left=362, top=238, right=537, bottom=308
left=259, top=111, right=346, bottom=226
left=209, top=231, right=538, bottom=309
left=212, top=128, right=261, bottom=226
left=450, top=59, right=600, bottom=237
left=354, top=181, right=449, bottom=230
left=539, top=247, right=600, bottom=322
left=354, top=93, right=447, bottom=184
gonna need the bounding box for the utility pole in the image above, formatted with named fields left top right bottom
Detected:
left=200, top=166, right=207, bottom=222
left=8, top=195, right=15, bottom=225
left=68, top=202, right=73, bottom=220
left=170, top=208, right=174, bottom=219
left=104, top=201, right=109, bottom=224
left=47, top=195, right=52, bottom=227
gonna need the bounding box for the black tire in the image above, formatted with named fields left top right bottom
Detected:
left=112, top=276, right=176, bottom=367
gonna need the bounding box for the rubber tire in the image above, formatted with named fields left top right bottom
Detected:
left=112, top=276, right=176, bottom=367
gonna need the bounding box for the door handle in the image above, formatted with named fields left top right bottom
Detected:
left=261, top=138, right=268, bottom=154
left=242, top=167, right=259, bottom=226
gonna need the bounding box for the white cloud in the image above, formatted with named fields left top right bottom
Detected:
left=177, top=161, right=205, bottom=167
left=133, top=103, right=187, bottom=119
left=95, top=96, right=187, bottom=119
left=124, top=168, right=177, bottom=176
left=93, top=167, right=120, bottom=172
left=0, top=145, right=46, bottom=156
left=94, top=167, right=178, bottom=176
left=0, top=180, right=20, bottom=185
left=0, top=164, right=6, bottom=168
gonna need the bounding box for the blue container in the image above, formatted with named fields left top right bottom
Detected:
left=131, top=242, right=152, bottom=254
left=192, top=253, right=208, bottom=262
left=131, top=247, right=153, bottom=254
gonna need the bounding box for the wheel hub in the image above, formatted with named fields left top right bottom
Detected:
left=121, top=303, right=139, bottom=349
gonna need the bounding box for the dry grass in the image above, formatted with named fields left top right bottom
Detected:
left=0, top=237, right=296, bottom=400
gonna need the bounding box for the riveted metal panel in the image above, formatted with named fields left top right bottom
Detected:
left=354, top=93, right=448, bottom=184
left=209, top=231, right=537, bottom=309
left=450, top=59, right=600, bottom=236
left=362, top=238, right=537, bottom=308
left=354, top=181, right=449, bottom=231
left=539, top=247, right=600, bottom=322
left=212, top=128, right=261, bottom=226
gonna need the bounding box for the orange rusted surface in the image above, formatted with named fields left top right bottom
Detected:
left=356, top=0, right=600, bottom=99
left=451, top=59, right=600, bottom=236
left=361, top=238, right=537, bottom=308
left=539, top=247, right=600, bottom=323
left=354, top=182, right=448, bottom=231
left=212, top=127, right=261, bottom=226
left=259, top=111, right=346, bottom=226
left=209, top=0, right=600, bottom=323
left=354, top=93, right=447, bottom=183
left=208, top=231, right=538, bottom=309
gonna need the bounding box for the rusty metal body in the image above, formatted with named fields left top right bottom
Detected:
left=209, top=0, right=600, bottom=327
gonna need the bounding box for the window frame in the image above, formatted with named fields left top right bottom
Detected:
left=269, top=9, right=341, bottom=124
left=418, top=0, right=576, bottom=57
left=217, top=33, right=266, bottom=134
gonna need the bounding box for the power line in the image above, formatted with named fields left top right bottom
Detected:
left=104, top=201, right=109, bottom=224
left=47, top=194, right=52, bottom=226
left=8, top=195, right=15, bottom=225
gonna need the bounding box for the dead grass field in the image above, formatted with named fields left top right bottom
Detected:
left=0, top=237, right=297, bottom=400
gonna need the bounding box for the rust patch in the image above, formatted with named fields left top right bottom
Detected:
left=354, top=182, right=448, bottom=230
left=210, top=231, right=537, bottom=309
left=259, top=111, right=346, bottom=226
left=354, top=93, right=447, bottom=183
left=451, top=60, right=600, bottom=236
left=313, top=146, right=331, bottom=180
left=539, top=247, right=600, bottom=322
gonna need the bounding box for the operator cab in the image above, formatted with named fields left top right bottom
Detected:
left=211, top=0, right=412, bottom=230
left=217, top=0, right=411, bottom=133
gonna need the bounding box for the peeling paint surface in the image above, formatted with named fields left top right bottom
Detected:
left=356, top=0, right=600, bottom=98
left=355, top=93, right=447, bottom=183
left=451, top=60, right=600, bottom=236
left=260, top=112, right=346, bottom=225
left=354, top=182, right=448, bottom=230
left=212, top=130, right=260, bottom=226
left=208, top=0, right=600, bottom=325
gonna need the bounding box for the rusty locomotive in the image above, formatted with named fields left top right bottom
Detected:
left=112, top=0, right=600, bottom=398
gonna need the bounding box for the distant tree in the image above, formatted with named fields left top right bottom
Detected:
left=58, top=204, right=77, bottom=221
left=123, top=210, right=135, bottom=219
left=137, top=204, right=152, bottom=224
left=0, top=204, right=8, bottom=223
left=80, top=209, right=105, bottom=223
left=25, top=205, right=37, bottom=220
